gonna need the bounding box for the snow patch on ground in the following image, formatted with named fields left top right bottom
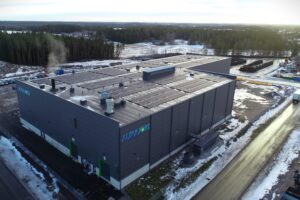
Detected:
left=0, top=136, right=58, bottom=200
left=164, top=96, right=292, bottom=200
left=234, top=88, right=269, bottom=109
left=242, top=130, right=300, bottom=200
left=120, top=41, right=214, bottom=58
left=0, top=61, right=7, bottom=68
left=60, top=59, right=137, bottom=68
left=5, top=68, right=37, bottom=78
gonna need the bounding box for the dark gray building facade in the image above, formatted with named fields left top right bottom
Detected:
left=16, top=55, right=235, bottom=189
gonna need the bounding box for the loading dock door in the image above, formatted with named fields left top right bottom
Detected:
left=99, top=160, right=110, bottom=180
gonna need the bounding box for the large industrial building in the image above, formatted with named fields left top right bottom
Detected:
left=16, top=55, right=235, bottom=190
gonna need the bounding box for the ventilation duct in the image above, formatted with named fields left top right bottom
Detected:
left=51, top=79, right=56, bottom=91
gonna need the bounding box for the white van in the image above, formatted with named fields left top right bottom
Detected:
left=292, top=90, right=300, bottom=104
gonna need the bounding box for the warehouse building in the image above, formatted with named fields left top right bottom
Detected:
left=16, top=55, right=235, bottom=190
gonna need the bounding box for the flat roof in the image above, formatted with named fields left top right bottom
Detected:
left=27, top=55, right=232, bottom=126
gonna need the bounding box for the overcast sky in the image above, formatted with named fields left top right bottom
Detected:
left=0, top=0, right=299, bottom=25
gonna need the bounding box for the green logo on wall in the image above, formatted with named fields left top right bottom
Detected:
left=121, top=123, right=150, bottom=142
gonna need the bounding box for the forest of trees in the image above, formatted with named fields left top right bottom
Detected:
left=0, top=23, right=299, bottom=66
left=97, top=26, right=292, bottom=56
left=0, top=32, right=117, bottom=66
left=27, top=24, right=296, bottom=57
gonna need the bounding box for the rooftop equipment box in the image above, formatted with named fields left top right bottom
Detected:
left=143, top=66, right=175, bottom=80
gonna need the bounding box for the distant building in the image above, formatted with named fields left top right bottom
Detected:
left=16, top=55, right=235, bottom=189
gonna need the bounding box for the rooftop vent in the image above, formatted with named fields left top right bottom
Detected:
left=39, top=84, right=45, bottom=89
left=126, top=68, right=130, bottom=72
left=114, top=99, right=126, bottom=108
left=105, top=97, right=114, bottom=115
left=50, top=79, right=57, bottom=92
left=143, top=66, right=175, bottom=81
left=121, top=99, right=126, bottom=106
left=119, top=82, right=124, bottom=87
left=70, top=87, right=75, bottom=94
left=80, top=99, right=87, bottom=106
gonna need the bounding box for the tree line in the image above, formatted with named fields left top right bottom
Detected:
left=1, top=24, right=299, bottom=63
left=0, top=32, right=117, bottom=66
left=96, top=26, right=293, bottom=57
left=31, top=24, right=294, bottom=57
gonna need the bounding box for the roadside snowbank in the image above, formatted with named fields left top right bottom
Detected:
left=242, top=130, right=300, bottom=200
left=218, top=118, right=248, bottom=141
left=0, top=136, right=58, bottom=200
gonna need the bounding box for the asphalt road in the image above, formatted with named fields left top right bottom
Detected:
left=0, top=158, right=34, bottom=200
left=193, top=103, right=300, bottom=200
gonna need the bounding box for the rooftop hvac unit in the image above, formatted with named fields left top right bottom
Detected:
left=110, top=62, right=122, bottom=66
left=80, top=99, right=87, bottom=106
left=70, top=87, right=75, bottom=94
left=114, top=99, right=126, bottom=108
left=55, top=68, right=64, bottom=75
left=99, top=90, right=110, bottom=105
left=105, top=98, right=114, bottom=115
left=143, top=66, right=175, bottom=80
